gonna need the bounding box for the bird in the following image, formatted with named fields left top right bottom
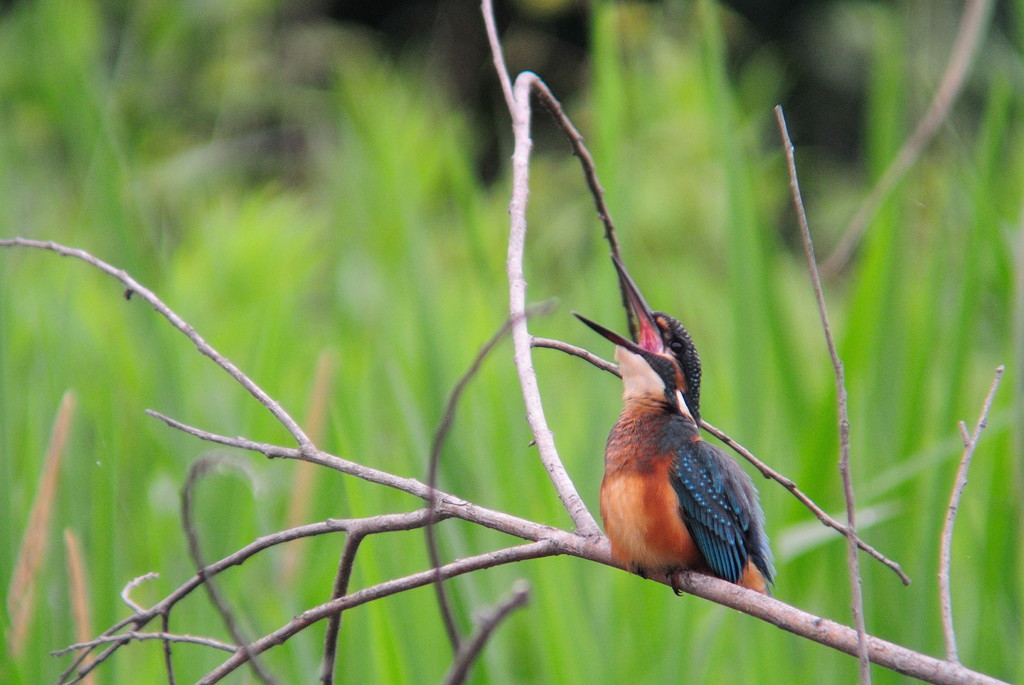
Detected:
left=574, top=256, right=774, bottom=595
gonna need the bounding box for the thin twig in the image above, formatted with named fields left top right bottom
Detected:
left=426, top=510, right=462, bottom=652
left=56, top=511, right=446, bottom=684
left=481, top=0, right=513, bottom=113
left=0, top=237, right=313, bottom=449
left=198, top=542, right=560, bottom=684
left=701, top=420, right=907, bottom=584
left=160, top=612, right=176, bottom=685
left=120, top=572, right=159, bottom=613
left=938, top=365, right=1005, bottom=663
left=529, top=83, right=621, bottom=261
left=182, top=456, right=279, bottom=685
left=531, top=337, right=619, bottom=376
left=958, top=421, right=971, bottom=446
left=533, top=336, right=910, bottom=584
left=426, top=310, right=545, bottom=653
left=519, top=77, right=637, bottom=336
left=52, top=631, right=237, bottom=656
left=143, top=411, right=565, bottom=543
left=776, top=106, right=870, bottom=684
left=441, top=581, right=531, bottom=685
left=319, top=532, right=364, bottom=685
left=822, top=0, right=994, bottom=274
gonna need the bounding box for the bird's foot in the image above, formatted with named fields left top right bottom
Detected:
left=668, top=569, right=686, bottom=596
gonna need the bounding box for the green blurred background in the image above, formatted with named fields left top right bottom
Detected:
left=1, top=0, right=1021, bottom=682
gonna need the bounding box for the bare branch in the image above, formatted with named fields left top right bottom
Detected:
left=52, top=632, right=237, bottom=656
left=181, top=456, right=279, bottom=685
left=822, top=0, right=994, bottom=274
left=503, top=71, right=601, bottom=536
left=529, top=82, right=621, bottom=262
left=120, top=572, right=159, bottom=613
left=145, top=409, right=428, bottom=494
left=442, top=581, right=531, bottom=685
left=669, top=571, right=1007, bottom=685
left=776, top=106, right=870, bottom=683
left=319, top=532, right=364, bottom=685
left=0, top=237, right=313, bottom=449
left=481, top=0, right=513, bottom=113
left=57, top=511, right=446, bottom=684
left=425, top=310, right=545, bottom=653
left=160, top=612, right=175, bottom=685
left=198, top=542, right=560, bottom=683
left=143, top=411, right=565, bottom=544
left=532, top=337, right=620, bottom=376
left=939, top=365, right=1005, bottom=663
left=701, top=419, right=908, bottom=584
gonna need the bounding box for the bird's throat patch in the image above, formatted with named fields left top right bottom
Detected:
left=615, top=346, right=665, bottom=399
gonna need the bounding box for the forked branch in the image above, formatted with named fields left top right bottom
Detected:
left=938, top=366, right=1005, bottom=663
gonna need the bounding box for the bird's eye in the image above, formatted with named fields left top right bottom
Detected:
left=669, top=340, right=684, bottom=353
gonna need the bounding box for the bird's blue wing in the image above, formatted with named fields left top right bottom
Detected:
left=669, top=439, right=772, bottom=585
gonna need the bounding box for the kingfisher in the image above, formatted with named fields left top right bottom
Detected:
left=575, top=257, right=774, bottom=594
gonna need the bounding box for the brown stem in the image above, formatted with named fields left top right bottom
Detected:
left=198, top=542, right=559, bottom=683
left=181, top=456, right=279, bottom=685
left=938, top=366, right=1005, bottom=663
left=0, top=237, right=312, bottom=449
left=441, top=581, right=531, bottom=685
left=776, top=106, right=870, bottom=683
left=319, top=532, right=364, bottom=685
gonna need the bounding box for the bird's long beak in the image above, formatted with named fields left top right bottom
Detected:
left=611, top=255, right=663, bottom=355
left=573, top=312, right=647, bottom=357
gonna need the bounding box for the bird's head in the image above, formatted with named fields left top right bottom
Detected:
left=574, top=256, right=702, bottom=423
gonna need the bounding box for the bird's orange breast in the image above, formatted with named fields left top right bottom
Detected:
left=600, top=461, right=771, bottom=594
left=600, top=464, right=702, bottom=572
left=601, top=400, right=700, bottom=572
